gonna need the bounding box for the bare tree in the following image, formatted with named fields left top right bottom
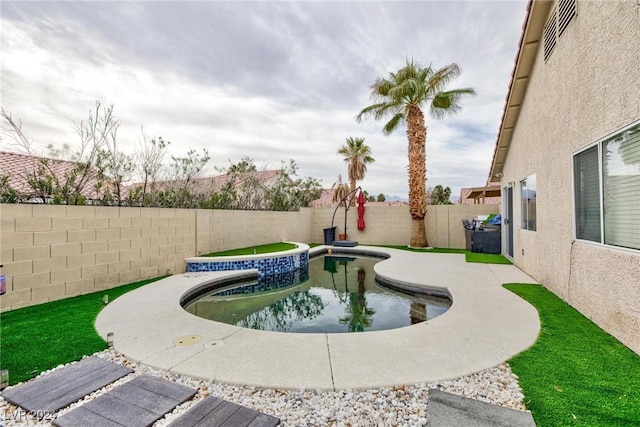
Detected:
left=167, top=148, right=210, bottom=208
left=134, top=130, right=170, bottom=206
left=1, top=102, right=120, bottom=204
left=1, top=108, right=51, bottom=203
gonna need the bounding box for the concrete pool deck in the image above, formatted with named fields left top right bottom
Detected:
left=95, top=246, right=540, bottom=391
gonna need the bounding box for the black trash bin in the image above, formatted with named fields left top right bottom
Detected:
left=462, top=220, right=473, bottom=251
left=323, top=227, right=336, bottom=245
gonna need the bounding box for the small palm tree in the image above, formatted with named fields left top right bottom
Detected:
left=357, top=60, right=475, bottom=247
left=337, top=137, right=375, bottom=193
left=332, top=174, right=350, bottom=206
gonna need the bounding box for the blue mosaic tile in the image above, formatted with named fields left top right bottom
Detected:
left=214, top=267, right=309, bottom=296
left=186, top=251, right=309, bottom=277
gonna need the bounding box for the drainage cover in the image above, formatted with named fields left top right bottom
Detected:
left=174, top=335, right=200, bottom=346
left=204, top=340, right=224, bottom=348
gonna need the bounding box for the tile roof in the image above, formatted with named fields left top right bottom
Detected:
left=309, top=188, right=407, bottom=207
left=0, top=150, right=103, bottom=199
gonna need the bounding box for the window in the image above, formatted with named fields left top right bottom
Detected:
left=521, top=174, right=537, bottom=231
left=573, top=120, right=640, bottom=250
left=574, top=146, right=601, bottom=241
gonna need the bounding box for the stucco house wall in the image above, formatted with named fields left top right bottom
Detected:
left=497, top=1, right=640, bottom=353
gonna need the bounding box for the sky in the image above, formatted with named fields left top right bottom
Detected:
left=0, top=0, right=527, bottom=200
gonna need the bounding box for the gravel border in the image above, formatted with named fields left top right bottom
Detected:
left=1, top=349, right=527, bottom=426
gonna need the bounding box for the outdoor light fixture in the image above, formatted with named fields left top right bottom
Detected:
left=107, top=332, right=114, bottom=347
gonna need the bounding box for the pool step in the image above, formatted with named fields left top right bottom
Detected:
left=1, top=357, right=133, bottom=417
left=168, top=396, right=280, bottom=427
left=426, top=389, right=536, bottom=426
left=53, top=375, right=197, bottom=427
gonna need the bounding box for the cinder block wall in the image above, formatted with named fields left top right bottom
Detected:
left=312, top=206, right=411, bottom=246
left=311, top=204, right=499, bottom=247
left=0, top=204, right=196, bottom=310
left=0, top=203, right=497, bottom=311
left=195, top=208, right=313, bottom=255
left=428, top=205, right=500, bottom=249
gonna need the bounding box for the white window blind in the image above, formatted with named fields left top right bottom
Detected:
left=574, top=146, right=601, bottom=242
left=573, top=121, right=640, bottom=250
left=602, top=126, right=640, bottom=250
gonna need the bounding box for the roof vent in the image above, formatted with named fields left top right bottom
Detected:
left=543, top=9, right=557, bottom=61
left=543, top=1, right=577, bottom=62
left=558, top=0, right=577, bottom=36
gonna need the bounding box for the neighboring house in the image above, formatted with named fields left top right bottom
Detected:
left=489, top=1, right=639, bottom=354
left=309, top=188, right=341, bottom=207
left=0, top=150, right=103, bottom=203
left=193, top=170, right=285, bottom=193
left=310, top=188, right=407, bottom=207
left=458, top=184, right=502, bottom=205
left=0, top=149, right=288, bottom=206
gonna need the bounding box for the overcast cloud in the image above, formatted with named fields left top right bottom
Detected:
left=1, top=0, right=527, bottom=199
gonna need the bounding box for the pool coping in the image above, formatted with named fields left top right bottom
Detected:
left=95, top=245, right=540, bottom=391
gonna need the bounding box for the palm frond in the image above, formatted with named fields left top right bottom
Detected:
left=382, top=112, right=405, bottom=135
left=430, top=87, right=477, bottom=119
left=356, top=103, right=386, bottom=122
left=371, top=77, right=395, bottom=98
left=427, top=63, right=462, bottom=94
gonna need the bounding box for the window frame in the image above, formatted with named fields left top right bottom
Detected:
left=572, top=119, right=640, bottom=253
left=520, top=173, right=537, bottom=232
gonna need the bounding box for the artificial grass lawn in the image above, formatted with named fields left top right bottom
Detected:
left=0, top=277, right=164, bottom=385
left=505, top=284, right=640, bottom=426
left=380, top=245, right=512, bottom=264
left=203, top=242, right=298, bottom=256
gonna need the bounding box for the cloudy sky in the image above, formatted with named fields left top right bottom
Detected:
left=1, top=0, right=526, bottom=200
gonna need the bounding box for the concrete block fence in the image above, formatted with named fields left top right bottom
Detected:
left=0, top=203, right=497, bottom=311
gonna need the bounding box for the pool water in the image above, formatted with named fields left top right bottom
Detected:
left=183, top=255, right=451, bottom=333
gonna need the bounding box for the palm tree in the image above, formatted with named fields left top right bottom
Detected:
left=356, top=60, right=475, bottom=247
left=337, top=137, right=375, bottom=193
left=430, top=184, right=452, bottom=205
left=332, top=174, right=350, bottom=206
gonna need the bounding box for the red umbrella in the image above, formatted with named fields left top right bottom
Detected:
left=357, top=190, right=366, bottom=231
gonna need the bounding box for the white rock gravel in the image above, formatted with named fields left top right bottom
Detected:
left=1, top=349, right=527, bottom=426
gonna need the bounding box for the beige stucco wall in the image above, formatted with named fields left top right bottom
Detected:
left=311, top=204, right=498, bottom=248
left=500, top=1, right=640, bottom=353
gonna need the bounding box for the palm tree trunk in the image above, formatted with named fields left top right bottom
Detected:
left=350, top=178, right=357, bottom=206
left=406, top=104, right=429, bottom=247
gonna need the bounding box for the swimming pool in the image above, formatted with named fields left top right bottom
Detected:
left=183, top=255, right=451, bottom=333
